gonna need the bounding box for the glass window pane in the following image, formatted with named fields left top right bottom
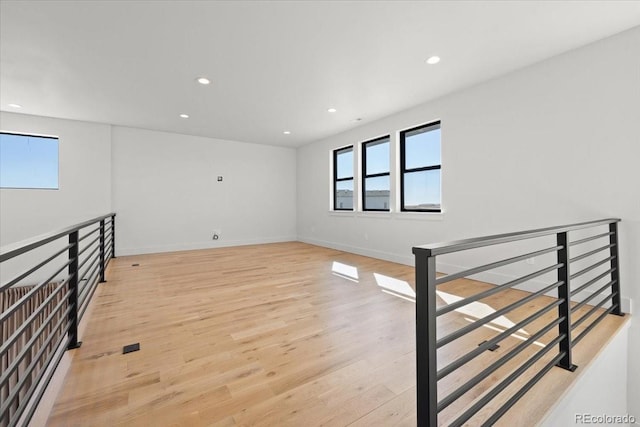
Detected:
left=405, top=127, right=440, bottom=170
left=403, top=169, right=440, bottom=210
left=365, top=139, right=389, bottom=175
left=364, top=175, right=390, bottom=210
left=0, top=133, right=59, bottom=189
left=335, top=179, right=353, bottom=209
left=336, top=148, right=353, bottom=179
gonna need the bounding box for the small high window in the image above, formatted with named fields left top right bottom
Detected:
left=399, top=122, right=441, bottom=212
left=333, top=146, right=354, bottom=210
left=0, top=132, right=59, bottom=189
left=362, top=136, right=390, bottom=211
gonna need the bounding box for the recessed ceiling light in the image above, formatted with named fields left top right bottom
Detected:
left=8, top=103, right=22, bottom=108
left=283, top=131, right=291, bottom=135
left=426, top=56, right=441, bottom=65
left=179, top=114, right=189, bottom=118
left=196, top=77, right=210, bottom=85
left=327, top=108, right=337, bottom=113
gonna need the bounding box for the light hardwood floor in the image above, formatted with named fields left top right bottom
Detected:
left=46, top=242, right=627, bottom=426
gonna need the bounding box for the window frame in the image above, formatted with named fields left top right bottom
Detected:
left=399, top=121, right=441, bottom=213
left=361, top=135, right=391, bottom=212
left=0, top=131, right=60, bottom=190
left=333, top=145, right=354, bottom=211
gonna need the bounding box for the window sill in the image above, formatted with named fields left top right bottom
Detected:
left=328, top=210, right=357, bottom=217
left=393, top=211, right=444, bottom=221
left=327, top=210, right=444, bottom=221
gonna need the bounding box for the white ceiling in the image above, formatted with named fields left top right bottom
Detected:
left=1, top=1, right=639, bottom=147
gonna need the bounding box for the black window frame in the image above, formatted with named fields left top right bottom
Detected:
left=333, top=145, right=354, bottom=211
left=399, top=121, right=441, bottom=213
left=361, top=135, right=391, bottom=212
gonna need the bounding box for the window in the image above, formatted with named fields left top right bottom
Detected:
left=333, top=146, right=353, bottom=210
left=0, top=132, right=59, bottom=189
left=362, top=136, right=390, bottom=211
left=400, top=122, right=441, bottom=212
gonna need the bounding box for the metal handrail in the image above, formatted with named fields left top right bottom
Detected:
left=413, top=218, right=624, bottom=426
left=0, top=213, right=115, bottom=262
left=0, top=213, right=116, bottom=427
left=413, top=218, right=620, bottom=256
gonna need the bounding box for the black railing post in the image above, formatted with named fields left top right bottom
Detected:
left=556, top=232, right=576, bottom=371
left=99, top=219, right=106, bottom=282
left=414, top=247, right=438, bottom=427
left=111, top=214, right=116, bottom=258
left=609, top=222, right=623, bottom=316
left=67, top=230, right=82, bottom=349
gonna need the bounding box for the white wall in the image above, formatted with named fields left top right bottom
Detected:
left=0, top=113, right=112, bottom=285
left=539, top=321, right=631, bottom=427
left=111, top=126, right=297, bottom=255
left=0, top=112, right=112, bottom=245
left=297, top=26, right=640, bottom=416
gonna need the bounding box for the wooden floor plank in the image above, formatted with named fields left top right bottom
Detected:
left=46, top=242, right=628, bottom=426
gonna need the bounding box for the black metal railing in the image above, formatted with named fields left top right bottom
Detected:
left=413, top=218, right=623, bottom=426
left=0, top=213, right=116, bottom=427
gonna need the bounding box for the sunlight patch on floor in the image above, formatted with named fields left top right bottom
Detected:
left=332, top=261, right=359, bottom=282
left=437, top=290, right=545, bottom=347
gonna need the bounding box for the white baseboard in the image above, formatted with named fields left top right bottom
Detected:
left=298, top=236, right=415, bottom=266
left=117, top=235, right=298, bottom=256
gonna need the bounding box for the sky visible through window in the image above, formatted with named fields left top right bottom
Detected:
left=365, top=139, right=389, bottom=190
left=405, top=127, right=441, bottom=208
left=336, top=148, right=353, bottom=179
left=0, top=133, right=59, bottom=189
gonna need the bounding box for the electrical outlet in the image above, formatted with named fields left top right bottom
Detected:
left=525, top=257, right=535, bottom=265
left=212, top=229, right=222, bottom=240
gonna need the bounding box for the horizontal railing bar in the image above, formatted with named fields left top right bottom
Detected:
left=437, top=298, right=562, bottom=380
left=0, top=300, right=72, bottom=389
left=570, top=256, right=615, bottom=280
left=572, top=292, right=616, bottom=330
left=437, top=264, right=562, bottom=317
left=413, top=218, right=619, bottom=257
left=569, top=231, right=614, bottom=247
left=19, top=332, right=71, bottom=427
left=437, top=281, right=562, bottom=349
left=78, top=265, right=101, bottom=308
left=80, top=253, right=102, bottom=284
left=1, top=328, right=71, bottom=426
left=0, top=317, right=71, bottom=416
left=104, top=237, right=113, bottom=251
left=435, top=246, right=562, bottom=286
left=79, top=275, right=101, bottom=321
left=438, top=316, right=564, bottom=412
left=449, top=334, right=565, bottom=427
left=77, top=245, right=100, bottom=275
left=572, top=306, right=616, bottom=347
left=0, top=280, right=70, bottom=359
left=0, top=243, right=72, bottom=292
left=77, top=234, right=101, bottom=257
left=571, top=280, right=615, bottom=313
left=78, top=226, right=100, bottom=242
left=569, top=244, right=615, bottom=264
left=0, top=260, right=73, bottom=324
left=0, top=213, right=116, bottom=262
left=570, top=268, right=615, bottom=297
left=480, top=351, right=566, bottom=427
